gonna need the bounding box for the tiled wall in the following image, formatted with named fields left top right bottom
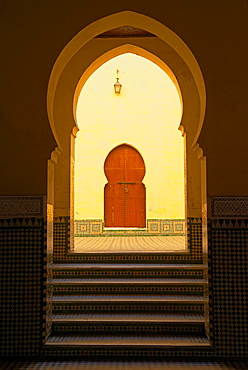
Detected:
left=1, top=195, right=248, bottom=357
left=45, top=204, right=54, bottom=341
left=53, top=216, right=70, bottom=261
left=0, top=196, right=49, bottom=356
left=74, top=219, right=185, bottom=236
left=207, top=197, right=248, bottom=356
left=45, top=199, right=248, bottom=357
left=55, top=217, right=200, bottom=263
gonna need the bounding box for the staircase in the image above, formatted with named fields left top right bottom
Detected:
left=45, top=254, right=210, bottom=355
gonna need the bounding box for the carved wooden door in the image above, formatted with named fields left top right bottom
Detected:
left=104, top=144, right=146, bottom=228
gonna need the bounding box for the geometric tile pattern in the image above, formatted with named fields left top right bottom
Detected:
left=210, top=196, right=248, bottom=218
left=52, top=269, right=203, bottom=278
left=174, top=222, right=185, bottom=233
left=187, top=219, right=203, bottom=260
left=55, top=218, right=202, bottom=263
left=209, top=219, right=248, bottom=357
left=52, top=285, right=204, bottom=294
left=75, top=220, right=100, bottom=235
left=52, top=323, right=204, bottom=333
left=147, top=221, right=160, bottom=233
left=90, top=221, right=102, bottom=233
left=0, top=195, right=45, bottom=218
left=43, top=204, right=54, bottom=340
left=4, top=203, right=248, bottom=358
left=75, top=219, right=185, bottom=236
left=0, top=218, right=44, bottom=356
left=53, top=217, right=70, bottom=261
left=52, top=304, right=204, bottom=313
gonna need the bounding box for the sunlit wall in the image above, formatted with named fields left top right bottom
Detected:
left=75, top=53, right=184, bottom=220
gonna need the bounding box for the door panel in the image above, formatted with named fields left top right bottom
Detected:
left=124, top=183, right=146, bottom=227
left=104, top=144, right=146, bottom=228
left=104, top=183, right=125, bottom=227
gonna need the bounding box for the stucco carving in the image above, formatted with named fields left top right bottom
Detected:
left=0, top=196, right=45, bottom=218
left=210, top=197, right=248, bottom=218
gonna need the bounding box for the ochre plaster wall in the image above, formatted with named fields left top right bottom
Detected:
left=74, top=53, right=184, bottom=220
left=1, top=1, right=248, bottom=198
left=1, top=0, right=248, bottom=359
left=51, top=34, right=203, bottom=219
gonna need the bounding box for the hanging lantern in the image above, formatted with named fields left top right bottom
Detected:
left=114, top=77, right=122, bottom=94
left=114, top=69, right=122, bottom=94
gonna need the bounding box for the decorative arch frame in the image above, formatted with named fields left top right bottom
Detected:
left=48, top=11, right=206, bottom=148
left=47, top=10, right=207, bottom=253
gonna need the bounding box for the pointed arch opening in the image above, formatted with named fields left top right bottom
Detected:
left=73, top=50, right=186, bottom=252
left=47, top=10, right=206, bottom=256
left=46, top=11, right=209, bottom=343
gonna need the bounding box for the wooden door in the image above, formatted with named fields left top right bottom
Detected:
left=104, top=144, right=146, bottom=228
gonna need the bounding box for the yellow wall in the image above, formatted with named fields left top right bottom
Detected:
left=1, top=2, right=248, bottom=203
left=75, top=53, right=184, bottom=220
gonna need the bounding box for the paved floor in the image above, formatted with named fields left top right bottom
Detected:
left=1, top=360, right=248, bottom=369
left=74, top=235, right=186, bottom=253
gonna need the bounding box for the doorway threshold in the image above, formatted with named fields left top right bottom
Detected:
left=104, top=227, right=147, bottom=231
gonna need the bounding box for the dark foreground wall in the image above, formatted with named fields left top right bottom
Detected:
left=1, top=0, right=248, bottom=359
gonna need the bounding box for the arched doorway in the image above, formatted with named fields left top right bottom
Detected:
left=47, top=10, right=207, bottom=257
left=74, top=52, right=185, bottom=249
left=104, top=143, right=146, bottom=228
left=46, top=11, right=209, bottom=348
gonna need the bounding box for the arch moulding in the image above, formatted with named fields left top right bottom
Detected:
left=44, top=11, right=209, bottom=346
left=47, top=10, right=206, bottom=151
left=47, top=10, right=206, bottom=223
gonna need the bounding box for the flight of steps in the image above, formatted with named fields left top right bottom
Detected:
left=45, top=257, right=210, bottom=354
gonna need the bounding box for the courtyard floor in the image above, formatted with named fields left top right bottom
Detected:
left=74, top=235, right=186, bottom=253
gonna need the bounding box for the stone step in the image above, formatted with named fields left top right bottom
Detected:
left=53, top=278, right=205, bottom=296
left=53, top=294, right=204, bottom=314
left=53, top=272, right=204, bottom=279
left=52, top=263, right=206, bottom=269
left=52, top=322, right=205, bottom=335
left=52, top=312, right=205, bottom=323
left=48, top=259, right=208, bottom=352
left=53, top=278, right=206, bottom=284
left=45, top=333, right=210, bottom=348
left=52, top=313, right=205, bottom=334
left=53, top=294, right=205, bottom=302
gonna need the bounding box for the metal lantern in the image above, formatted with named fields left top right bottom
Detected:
left=114, top=77, right=122, bottom=94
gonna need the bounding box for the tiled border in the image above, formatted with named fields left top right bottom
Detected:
left=0, top=195, right=45, bottom=218
left=75, top=219, right=185, bottom=236
left=54, top=218, right=201, bottom=262
left=210, top=197, right=248, bottom=219
left=90, top=221, right=103, bottom=233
